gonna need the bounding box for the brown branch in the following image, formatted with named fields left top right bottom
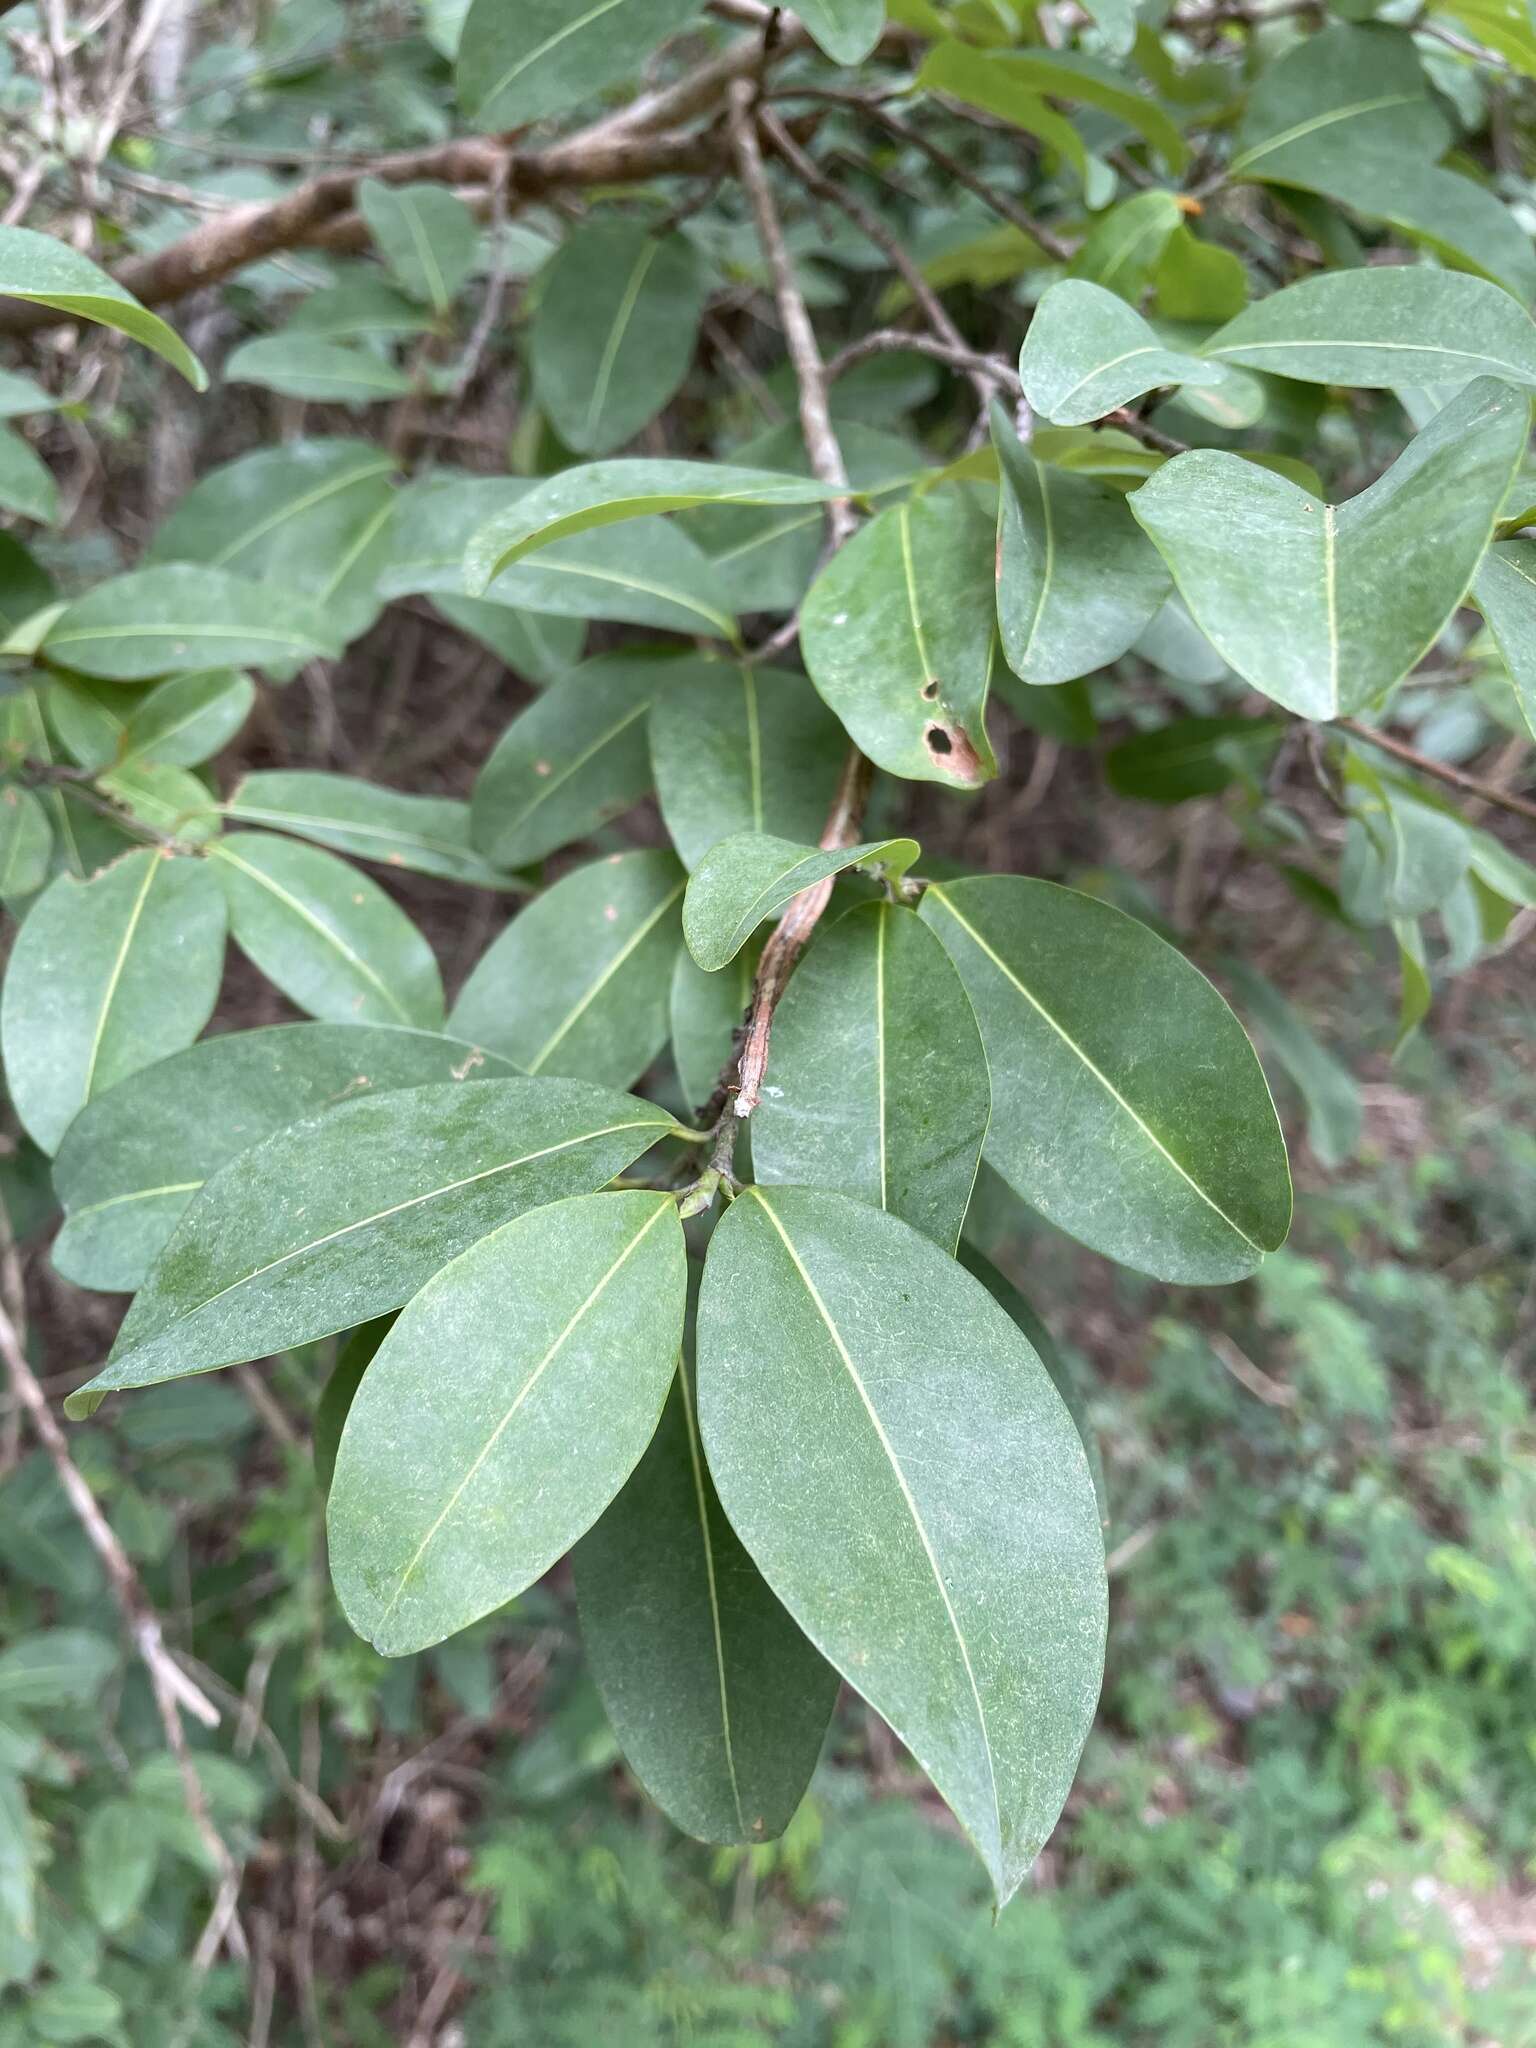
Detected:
left=728, top=79, right=854, bottom=537
left=0, top=1251, right=246, bottom=1962
left=1338, top=717, right=1536, bottom=824
left=826, top=327, right=1020, bottom=390
left=756, top=107, right=997, bottom=411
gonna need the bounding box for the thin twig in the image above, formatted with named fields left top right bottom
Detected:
left=826, top=327, right=1020, bottom=390
left=1338, top=718, right=1536, bottom=825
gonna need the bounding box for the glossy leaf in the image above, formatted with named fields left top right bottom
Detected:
left=752, top=902, right=989, bottom=1252
left=530, top=223, right=712, bottom=456
left=52, top=1021, right=518, bottom=1294
left=682, top=831, right=919, bottom=973
left=386, top=475, right=740, bottom=642
left=1067, top=191, right=1183, bottom=303
left=66, top=1079, right=681, bottom=1413
left=650, top=662, right=847, bottom=869
left=577, top=1340, right=837, bottom=1844
left=993, top=405, right=1170, bottom=685
left=793, top=0, right=885, bottom=62
left=920, top=43, right=1186, bottom=170
left=225, top=772, right=514, bottom=888
left=358, top=180, right=478, bottom=312
left=470, top=653, right=691, bottom=868
left=0, top=786, right=51, bottom=899
left=1020, top=281, right=1228, bottom=427
left=0, top=425, right=57, bottom=525
left=920, top=876, right=1291, bottom=1283
left=148, top=439, right=397, bottom=649
left=1, top=852, right=226, bottom=1155
left=224, top=335, right=415, bottom=405
left=450, top=849, right=685, bottom=1086
left=457, top=0, right=699, bottom=128
left=1204, top=268, right=1536, bottom=389
left=0, top=224, right=205, bottom=387
left=330, top=1190, right=686, bottom=1655
left=799, top=487, right=998, bottom=786
left=1129, top=377, right=1528, bottom=719
left=697, top=1186, right=1107, bottom=1908
left=1230, top=24, right=1536, bottom=299
left=44, top=566, right=341, bottom=681
left=1473, top=540, right=1536, bottom=739
left=210, top=832, right=445, bottom=1029
left=465, top=461, right=837, bottom=590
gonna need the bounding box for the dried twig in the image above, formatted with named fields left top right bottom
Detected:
left=1338, top=717, right=1536, bottom=825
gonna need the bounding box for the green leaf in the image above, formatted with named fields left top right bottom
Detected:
left=1020, top=281, right=1228, bottom=426
left=29, top=1982, right=124, bottom=2044
left=386, top=474, right=740, bottom=641
left=577, top=1339, right=838, bottom=1844
left=149, top=439, right=397, bottom=650
left=47, top=670, right=253, bottom=773
left=530, top=222, right=712, bottom=456
left=314, top=1317, right=392, bottom=1490
left=0, top=367, right=58, bottom=419
left=0, top=1628, right=116, bottom=1706
left=752, top=902, right=989, bottom=1253
left=1129, top=377, right=1528, bottom=720
left=1434, top=0, right=1536, bottom=74
left=0, top=533, right=53, bottom=636
left=913, top=40, right=1091, bottom=180
left=358, top=180, right=478, bottom=313
left=44, top=565, right=342, bottom=680
left=1220, top=960, right=1362, bottom=1171
left=465, top=461, right=837, bottom=589
left=210, top=832, right=444, bottom=1029
left=330, top=1190, right=686, bottom=1655
left=225, top=771, right=514, bottom=888
left=457, top=0, right=699, bottom=127
left=650, top=661, right=848, bottom=869
left=697, top=1186, right=1106, bottom=1908
left=470, top=652, right=688, bottom=868
left=0, top=425, right=57, bottom=525
left=1344, top=760, right=1470, bottom=918
left=1104, top=715, right=1286, bottom=802
left=993, top=405, right=1170, bottom=686
left=224, top=335, right=415, bottom=405
left=1067, top=191, right=1183, bottom=304
left=920, top=876, right=1291, bottom=1283
left=920, top=43, right=1187, bottom=171
left=1154, top=226, right=1248, bottom=324
left=0, top=224, right=206, bottom=387
left=682, top=831, right=919, bottom=973
left=793, top=0, right=886, bottom=62
left=66, top=1078, right=681, bottom=1413
left=288, top=275, right=433, bottom=340
left=1203, top=267, right=1536, bottom=389
left=450, top=849, right=685, bottom=1085
left=432, top=594, right=585, bottom=686
left=670, top=938, right=755, bottom=1113
left=799, top=487, right=998, bottom=786
left=685, top=419, right=919, bottom=615
left=1230, top=24, right=1536, bottom=299
left=0, top=786, right=51, bottom=898
left=81, top=1798, right=157, bottom=1933
left=1473, top=540, right=1536, bottom=739
left=52, top=1021, right=518, bottom=1294
left=1, top=852, right=225, bottom=1155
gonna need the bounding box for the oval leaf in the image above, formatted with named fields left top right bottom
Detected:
left=920, top=876, right=1291, bottom=1283
left=799, top=487, right=998, bottom=786
left=1020, top=280, right=1228, bottom=427
left=211, top=832, right=445, bottom=1030
left=0, top=224, right=205, bottom=387
left=52, top=1021, right=517, bottom=1293
left=44, top=565, right=341, bottom=681
left=1129, top=376, right=1529, bottom=719
left=457, top=0, right=699, bottom=127
left=576, top=1347, right=839, bottom=1844
left=752, top=902, right=990, bottom=1252
left=682, top=831, right=919, bottom=973
left=329, top=1190, right=686, bottom=1655
left=2, top=852, right=225, bottom=1155
left=450, top=849, right=685, bottom=1086
left=224, top=772, right=515, bottom=889
left=66, top=1079, right=682, bottom=1413
left=698, top=1186, right=1107, bottom=1908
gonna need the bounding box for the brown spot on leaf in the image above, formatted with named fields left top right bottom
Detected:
left=924, top=720, right=988, bottom=785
